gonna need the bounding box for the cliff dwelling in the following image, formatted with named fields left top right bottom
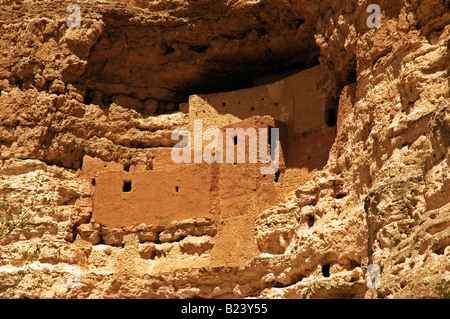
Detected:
left=2, top=0, right=448, bottom=301
left=78, top=65, right=337, bottom=265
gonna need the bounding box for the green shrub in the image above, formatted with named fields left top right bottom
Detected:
left=434, top=279, right=450, bottom=299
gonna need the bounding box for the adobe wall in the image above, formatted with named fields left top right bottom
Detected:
left=83, top=116, right=284, bottom=228
left=82, top=65, right=337, bottom=227
left=91, top=164, right=215, bottom=228
left=79, top=65, right=336, bottom=265
left=187, top=65, right=329, bottom=137
left=185, top=65, right=336, bottom=195
left=215, top=116, right=284, bottom=219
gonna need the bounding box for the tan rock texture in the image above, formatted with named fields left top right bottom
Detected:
left=0, top=0, right=449, bottom=299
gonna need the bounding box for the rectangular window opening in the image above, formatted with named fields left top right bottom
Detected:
left=123, top=180, right=132, bottom=192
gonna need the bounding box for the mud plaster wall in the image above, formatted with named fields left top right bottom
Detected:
left=78, top=65, right=338, bottom=267
left=86, top=65, right=335, bottom=226
left=86, top=116, right=282, bottom=228
left=186, top=65, right=330, bottom=136
left=186, top=65, right=337, bottom=194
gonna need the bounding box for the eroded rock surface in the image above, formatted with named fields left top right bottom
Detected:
left=0, top=0, right=449, bottom=299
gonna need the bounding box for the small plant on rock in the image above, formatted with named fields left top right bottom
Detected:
left=434, top=279, right=450, bottom=299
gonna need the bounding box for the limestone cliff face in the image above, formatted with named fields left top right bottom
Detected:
left=0, top=0, right=449, bottom=299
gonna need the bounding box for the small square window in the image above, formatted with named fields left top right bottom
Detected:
left=123, top=181, right=132, bottom=192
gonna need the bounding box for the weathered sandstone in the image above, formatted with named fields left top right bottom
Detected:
left=0, top=0, right=449, bottom=299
